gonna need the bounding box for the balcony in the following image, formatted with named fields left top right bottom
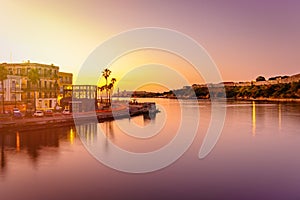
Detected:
left=10, top=87, right=23, bottom=93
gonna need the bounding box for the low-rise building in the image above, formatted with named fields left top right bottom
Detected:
left=61, top=85, right=98, bottom=112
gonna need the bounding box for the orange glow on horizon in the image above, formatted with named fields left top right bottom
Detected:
left=95, top=49, right=205, bottom=93
left=134, top=83, right=170, bottom=93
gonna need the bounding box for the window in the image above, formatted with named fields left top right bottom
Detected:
left=12, top=80, right=16, bottom=90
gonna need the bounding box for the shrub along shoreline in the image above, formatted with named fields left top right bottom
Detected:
left=224, top=81, right=300, bottom=100
left=131, top=81, right=300, bottom=101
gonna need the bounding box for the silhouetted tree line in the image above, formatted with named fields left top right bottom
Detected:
left=225, top=81, right=300, bottom=99
left=131, top=81, right=300, bottom=99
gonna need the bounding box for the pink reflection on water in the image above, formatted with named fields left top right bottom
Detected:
left=0, top=100, right=300, bottom=199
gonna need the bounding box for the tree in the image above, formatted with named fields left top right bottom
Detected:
left=102, top=68, right=111, bottom=103
left=99, top=86, right=105, bottom=103
left=107, top=78, right=116, bottom=103
left=0, top=66, right=8, bottom=113
left=256, top=76, right=266, bottom=82
left=28, top=68, right=40, bottom=112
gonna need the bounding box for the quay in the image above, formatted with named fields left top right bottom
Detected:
left=0, top=102, right=159, bottom=132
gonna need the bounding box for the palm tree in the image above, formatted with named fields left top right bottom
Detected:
left=111, top=78, right=116, bottom=85
left=28, top=68, right=40, bottom=112
left=99, top=86, right=105, bottom=103
left=0, top=66, right=8, bottom=113
left=102, top=68, right=111, bottom=103
left=108, top=78, right=116, bottom=103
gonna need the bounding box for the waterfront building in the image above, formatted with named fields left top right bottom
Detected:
left=58, top=72, right=73, bottom=91
left=1, top=75, right=22, bottom=102
left=61, top=85, right=98, bottom=112
left=253, top=73, right=300, bottom=86
left=61, top=84, right=118, bottom=112
left=0, top=61, right=72, bottom=111
left=57, top=72, right=73, bottom=105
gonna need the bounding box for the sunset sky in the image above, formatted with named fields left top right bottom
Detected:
left=1, top=0, right=300, bottom=91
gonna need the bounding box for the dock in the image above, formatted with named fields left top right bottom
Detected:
left=0, top=102, right=159, bottom=132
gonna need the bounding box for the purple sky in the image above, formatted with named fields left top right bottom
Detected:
left=1, top=0, right=300, bottom=84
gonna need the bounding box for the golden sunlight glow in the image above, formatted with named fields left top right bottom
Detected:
left=97, top=49, right=205, bottom=92
left=134, top=83, right=170, bottom=93
left=252, top=101, right=256, bottom=136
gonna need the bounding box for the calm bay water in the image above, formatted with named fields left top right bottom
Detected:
left=0, top=99, right=300, bottom=200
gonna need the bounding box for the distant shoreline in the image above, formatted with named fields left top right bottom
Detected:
left=128, top=96, right=300, bottom=103
left=125, top=79, right=300, bottom=101
left=235, top=97, right=300, bottom=102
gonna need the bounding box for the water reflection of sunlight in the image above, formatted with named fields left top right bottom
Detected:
left=115, top=104, right=164, bottom=139
left=16, top=132, right=20, bottom=152
left=69, top=128, right=75, bottom=145
left=77, top=123, right=97, bottom=145
left=98, top=121, right=115, bottom=152
left=278, top=104, right=282, bottom=130
left=103, top=121, right=115, bottom=140
left=252, top=101, right=256, bottom=136
left=131, top=115, right=151, bottom=127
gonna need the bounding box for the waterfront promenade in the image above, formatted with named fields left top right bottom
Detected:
left=0, top=113, right=76, bottom=131
left=0, top=102, right=158, bottom=131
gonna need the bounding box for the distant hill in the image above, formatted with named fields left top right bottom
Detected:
left=130, top=73, right=300, bottom=100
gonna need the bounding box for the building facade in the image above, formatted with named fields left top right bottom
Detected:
left=0, top=61, right=72, bottom=111
left=2, top=75, right=22, bottom=102
left=61, top=85, right=98, bottom=112
left=57, top=72, right=73, bottom=105
left=58, top=72, right=73, bottom=91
